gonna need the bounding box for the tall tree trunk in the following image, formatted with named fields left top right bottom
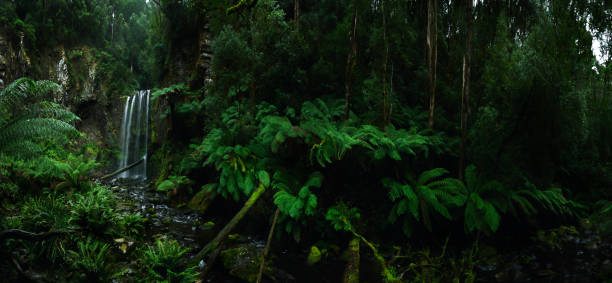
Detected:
left=382, top=0, right=389, bottom=127
left=294, top=0, right=300, bottom=29
left=345, top=0, right=358, bottom=120
left=427, top=0, right=438, bottom=129
left=460, top=0, right=473, bottom=180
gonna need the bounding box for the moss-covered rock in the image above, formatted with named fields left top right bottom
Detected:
left=188, top=184, right=217, bottom=214
left=220, top=243, right=274, bottom=282
left=307, top=245, right=322, bottom=265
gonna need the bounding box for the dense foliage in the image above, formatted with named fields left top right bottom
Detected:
left=4, top=0, right=612, bottom=282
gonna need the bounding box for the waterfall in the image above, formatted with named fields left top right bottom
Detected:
left=117, top=90, right=150, bottom=179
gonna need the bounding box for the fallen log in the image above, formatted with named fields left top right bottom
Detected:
left=99, top=158, right=144, bottom=180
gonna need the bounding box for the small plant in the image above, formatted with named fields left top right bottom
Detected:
left=69, top=186, right=115, bottom=234
left=22, top=193, right=72, bottom=232
left=139, top=239, right=199, bottom=283
left=53, top=154, right=99, bottom=191
left=157, top=175, right=192, bottom=194
left=66, top=237, right=112, bottom=281
left=21, top=194, right=72, bottom=262
left=116, top=213, right=145, bottom=238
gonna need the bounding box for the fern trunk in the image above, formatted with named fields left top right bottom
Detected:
left=343, top=237, right=360, bottom=283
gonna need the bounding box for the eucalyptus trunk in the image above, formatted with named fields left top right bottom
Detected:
left=345, top=0, right=358, bottom=120
left=427, top=0, right=438, bottom=129
left=460, top=0, right=473, bottom=180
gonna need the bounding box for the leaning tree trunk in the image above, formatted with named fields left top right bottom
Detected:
left=345, top=0, right=358, bottom=120
left=459, top=0, right=473, bottom=180
left=427, top=0, right=438, bottom=129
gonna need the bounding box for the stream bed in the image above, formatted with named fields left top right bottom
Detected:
left=105, top=179, right=612, bottom=283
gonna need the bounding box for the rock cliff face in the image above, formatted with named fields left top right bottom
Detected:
left=0, top=28, right=120, bottom=163
left=0, top=29, right=30, bottom=87
left=0, top=19, right=213, bottom=171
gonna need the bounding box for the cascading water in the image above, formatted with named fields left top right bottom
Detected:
left=117, top=90, right=150, bottom=179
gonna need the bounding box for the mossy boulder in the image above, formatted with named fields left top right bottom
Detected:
left=188, top=184, right=217, bottom=213
left=307, top=245, right=322, bottom=265
left=220, top=243, right=274, bottom=282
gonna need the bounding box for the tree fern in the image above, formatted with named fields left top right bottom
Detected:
left=273, top=171, right=322, bottom=220
left=0, top=78, right=79, bottom=158
left=512, top=180, right=581, bottom=217
left=382, top=168, right=465, bottom=235
left=454, top=165, right=508, bottom=233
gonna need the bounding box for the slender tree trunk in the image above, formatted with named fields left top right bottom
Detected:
left=459, top=0, right=473, bottom=180
left=256, top=208, right=280, bottom=283
left=294, top=0, right=300, bottom=30
left=427, top=0, right=438, bottom=129
left=382, top=0, right=389, bottom=127
left=345, top=0, right=358, bottom=120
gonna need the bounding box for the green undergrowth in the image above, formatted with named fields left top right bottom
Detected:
left=0, top=78, right=197, bottom=282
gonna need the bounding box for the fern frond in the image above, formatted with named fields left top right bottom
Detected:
left=417, top=168, right=449, bottom=186
left=0, top=118, right=76, bottom=141
left=0, top=79, right=61, bottom=121
left=25, top=102, right=80, bottom=122
left=419, top=186, right=451, bottom=220
left=511, top=194, right=538, bottom=215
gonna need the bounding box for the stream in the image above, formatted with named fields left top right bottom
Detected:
left=107, top=178, right=239, bottom=282
left=106, top=179, right=327, bottom=283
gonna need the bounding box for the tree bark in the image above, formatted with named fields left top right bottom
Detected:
left=459, top=0, right=473, bottom=180
left=350, top=230, right=400, bottom=283
left=191, top=183, right=266, bottom=263
left=345, top=0, right=358, bottom=120
left=427, top=0, right=438, bottom=129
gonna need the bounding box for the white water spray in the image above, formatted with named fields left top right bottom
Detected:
left=117, top=90, right=150, bottom=179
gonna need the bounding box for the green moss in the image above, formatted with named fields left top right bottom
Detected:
left=220, top=244, right=273, bottom=283
left=307, top=245, right=322, bottom=265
